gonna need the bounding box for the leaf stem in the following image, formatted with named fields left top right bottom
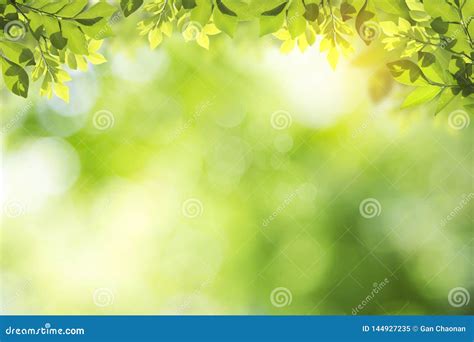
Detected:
left=456, top=3, right=473, bottom=49
left=396, top=33, right=473, bottom=61
left=9, top=0, right=53, bottom=75
left=14, top=2, right=76, bottom=21
left=154, top=0, right=170, bottom=29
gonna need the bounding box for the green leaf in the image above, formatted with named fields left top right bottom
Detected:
left=387, top=60, right=429, bottom=86
left=182, top=0, right=197, bottom=10
left=190, top=0, right=213, bottom=25
left=40, top=72, right=53, bottom=98
left=0, top=41, right=35, bottom=66
left=340, top=3, right=356, bottom=21
left=430, top=17, right=449, bottom=34
left=75, top=2, right=117, bottom=20
left=148, top=28, right=163, bottom=49
left=1, top=56, right=29, bottom=98
left=79, top=18, right=114, bottom=39
left=120, top=0, right=144, bottom=17
left=374, top=0, right=407, bottom=17
left=423, top=0, right=458, bottom=22
left=50, top=31, right=68, bottom=50
left=28, top=11, right=47, bottom=39
left=435, top=88, right=458, bottom=114
left=40, top=0, right=69, bottom=14
left=54, top=82, right=69, bottom=102
left=216, top=0, right=237, bottom=16
left=287, top=0, right=306, bottom=38
left=57, top=0, right=88, bottom=17
left=401, top=85, right=442, bottom=108
left=61, top=21, right=88, bottom=54
left=260, top=9, right=285, bottom=36
left=43, top=15, right=61, bottom=33
left=418, top=51, right=447, bottom=84
left=262, top=2, right=287, bottom=16
left=214, top=6, right=238, bottom=37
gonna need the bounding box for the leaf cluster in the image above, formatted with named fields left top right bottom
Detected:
left=1, top=0, right=472, bottom=113
left=0, top=0, right=116, bottom=100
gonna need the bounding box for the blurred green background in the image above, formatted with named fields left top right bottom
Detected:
left=1, top=29, right=473, bottom=315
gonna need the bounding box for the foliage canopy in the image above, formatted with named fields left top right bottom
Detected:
left=0, top=0, right=473, bottom=114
